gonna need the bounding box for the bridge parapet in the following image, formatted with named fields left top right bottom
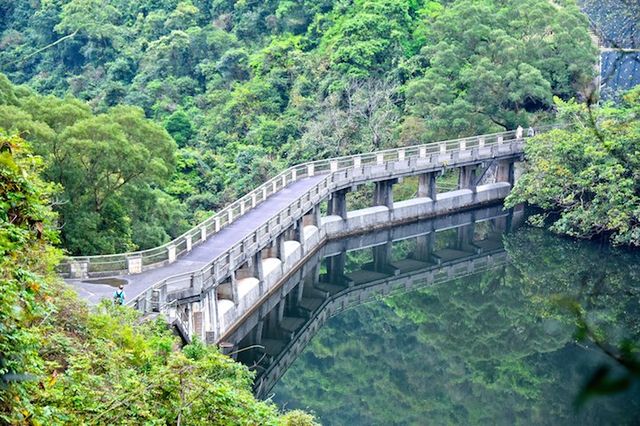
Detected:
left=59, top=128, right=538, bottom=278
left=124, top=184, right=515, bottom=342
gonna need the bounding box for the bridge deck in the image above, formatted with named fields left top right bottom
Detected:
left=68, top=175, right=326, bottom=304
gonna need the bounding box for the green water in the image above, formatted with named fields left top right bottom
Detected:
left=269, top=227, right=640, bottom=425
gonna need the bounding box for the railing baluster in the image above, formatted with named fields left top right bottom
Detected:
left=64, top=126, right=542, bottom=279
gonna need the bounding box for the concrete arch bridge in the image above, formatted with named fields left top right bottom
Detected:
left=64, top=128, right=543, bottom=343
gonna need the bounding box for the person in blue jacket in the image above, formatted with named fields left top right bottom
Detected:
left=113, top=284, right=125, bottom=306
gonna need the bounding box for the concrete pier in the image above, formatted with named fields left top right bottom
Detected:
left=65, top=128, right=534, bottom=344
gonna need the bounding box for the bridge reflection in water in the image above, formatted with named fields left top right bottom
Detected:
left=222, top=205, right=523, bottom=398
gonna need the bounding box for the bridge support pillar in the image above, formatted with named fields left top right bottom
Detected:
left=414, top=232, right=435, bottom=263
left=325, top=252, right=348, bottom=286
left=275, top=235, right=286, bottom=261
left=252, top=252, right=264, bottom=281
left=277, top=299, right=285, bottom=322
left=364, top=241, right=399, bottom=275
left=306, top=263, right=321, bottom=290
left=303, top=206, right=321, bottom=228
left=230, top=273, right=240, bottom=307
left=209, top=289, right=220, bottom=340
left=496, top=160, right=515, bottom=185
left=294, top=218, right=306, bottom=253
left=254, top=320, right=264, bottom=344
left=312, top=205, right=321, bottom=226
left=458, top=166, right=477, bottom=191
left=456, top=223, right=478, bottom=253
left=373, top=242, right=394, bottom=273
left=418, top=172, right=437, bottom=200
left=328, top=189, right=349, bottom=219
left=492, top=208, right=515, bottom=234
left=373, top=179, right=396, bottom=209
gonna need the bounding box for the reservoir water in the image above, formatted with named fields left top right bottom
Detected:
left=228, top=206, right=640, bottom=425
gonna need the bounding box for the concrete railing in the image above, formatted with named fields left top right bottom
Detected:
left=59, top=127, right=550, bottom=279
left=123, top=129, right=542, bottom=314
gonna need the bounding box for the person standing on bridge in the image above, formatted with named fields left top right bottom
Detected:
left=113, top=284, right=125, bottom=306
left=516, top=125, right=524, bottom=140
left=527, top=127, right=535, bottom=137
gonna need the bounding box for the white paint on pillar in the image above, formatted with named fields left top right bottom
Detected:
left=272, top=181, right=277, bottom=193
left=262, top=187, right=268, bottom=200
left=215, top=217, right=221, bottom=232
left=251, top=193, right=257, bottom=208
left=227, top=209, right=233, bottom=224
left=419, top=147, right=426, bottom=158
left=292, top=169, right=297, bottom=181
left=202, top=293, right=210, bottom=337
left=398, top=150, right=405, bottom=161
left=127, top=256, right=142, bottom=274
left=307, top=163, right=315, bottom=176
left=186, top=235, right=192, bottom=252
left=70, top=261, right=89, bottom=279
left=330, top=160, right=338, bottom=172
left=440, top=143, right=446, bottom=154
left=460, top=141, right=466, bottom=151
left=167, top=245, right=176, bottom=263
left=354, top=156, right=361, bottom=167
left=377, top=153, right=384, bottom=165
left=479, top=137, right=485, bottom=148
left=200, top=226, right=207, bottom=242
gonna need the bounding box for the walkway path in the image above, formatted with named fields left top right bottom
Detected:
left=68, top=175, right=326, bottom=304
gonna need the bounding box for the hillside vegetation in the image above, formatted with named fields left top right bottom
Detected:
left=506, top=87, right=640, bottom=245
left=0, top=0, right=597, bottom=256
left=0, top=132, right=317, bottom=424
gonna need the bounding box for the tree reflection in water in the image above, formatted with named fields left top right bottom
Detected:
left=267, top=225, right=640, bottom=425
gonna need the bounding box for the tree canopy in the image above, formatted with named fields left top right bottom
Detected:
left=506, top=86, right=640, bottom=246
left=0, top=132, right=317, bottom=425
left=0, top=0, right=598, bottom=256
left=0, top=75, right=183, bottom=255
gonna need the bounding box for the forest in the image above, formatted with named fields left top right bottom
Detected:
left=0, top=131, right=317, bottom=425
left=0, top=0, right=598, bottom=255
left=1, top=0, right=639, bottom=423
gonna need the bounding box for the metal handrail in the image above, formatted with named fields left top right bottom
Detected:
left=61, top=125, right=556, bottom=277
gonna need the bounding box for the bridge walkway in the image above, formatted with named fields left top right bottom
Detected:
left=68, top=175, right=326, bottom=304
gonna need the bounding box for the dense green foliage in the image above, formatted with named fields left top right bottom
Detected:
left=0, top=132, right=62, bottom=420
left=0, top=133, right=317, bottom=424
left=506, top=87, right=640, bottom=245
left=272, top=228, right=640, bottom=424
left=0, top=0, right=597, bottom=255
left=0, top=75, right=183, bottom=255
